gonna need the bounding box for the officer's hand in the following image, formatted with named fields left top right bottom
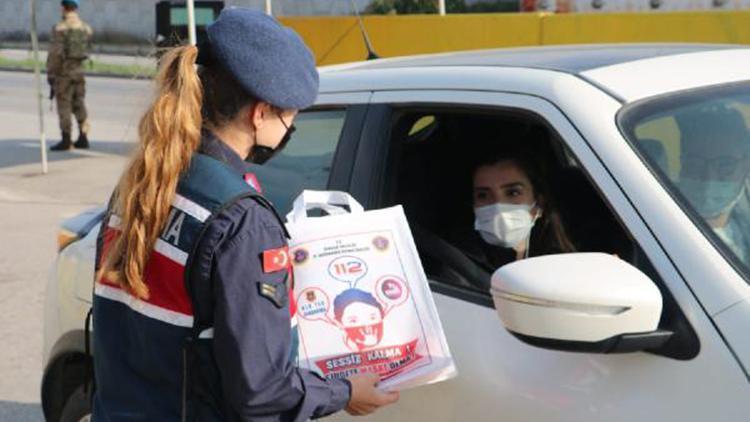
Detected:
left=345, top=373, right=399, bottom=416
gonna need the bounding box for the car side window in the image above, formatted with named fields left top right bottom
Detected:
left=383, top=109, right=635, bottom=295
left=621, top=85, right=750, bottom=275
left=251, top=109, right=347, bottom=215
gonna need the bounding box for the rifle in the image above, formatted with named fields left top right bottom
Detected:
left=48, top=77, right=55, bottom=111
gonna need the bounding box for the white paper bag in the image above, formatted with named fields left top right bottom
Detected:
left=286, top=190, right=457, bottom=390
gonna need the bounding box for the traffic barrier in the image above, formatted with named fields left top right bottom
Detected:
left=278, top=11, right=750, bottom=65
left=280, top=14, right=541, bottom=65
left=542, top=10, right=750, bottom=45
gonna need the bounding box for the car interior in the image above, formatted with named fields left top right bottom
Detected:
left=373, top=106, right=701, bottom=360
left=383, top=108, right=635, bottom=294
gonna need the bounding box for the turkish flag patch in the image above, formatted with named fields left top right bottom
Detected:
left=263, top=247, right=290, bottom=273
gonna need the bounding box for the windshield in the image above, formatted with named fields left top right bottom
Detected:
left=620, top=82, right=750, bottom=272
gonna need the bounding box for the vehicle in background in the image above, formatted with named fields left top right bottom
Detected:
left=154, top=0, right=224, bottom=58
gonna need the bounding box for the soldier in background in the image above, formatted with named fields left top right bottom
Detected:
left=47, top=0, right=92, bottom=151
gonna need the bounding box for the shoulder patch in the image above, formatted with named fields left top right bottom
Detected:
left=258, top=281, right=288, bottom=309
left=263, top=247, right=290, bottom=273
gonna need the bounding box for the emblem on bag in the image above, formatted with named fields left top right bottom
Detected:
left=378, top=277, right=406, bottom=302
left=372, top=236, right=389, bottom=251
left=298, top=287, right=331, bottom=322
left=293, top=248, right=309, bottom=265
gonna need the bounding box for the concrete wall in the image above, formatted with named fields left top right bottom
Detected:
left=0, top=0, right=371, bottom=42
left=2, top=0, right=165, bottom=42
left=541, top=10, right=750, bottom=44
left=569, top=0, right=750, bottom=12
left=3, top=1, right=750, bottom=65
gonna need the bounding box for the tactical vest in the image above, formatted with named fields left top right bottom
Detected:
left=63, top=27, right=90, bottom=61
left=93, top=153, right=294, bottom=421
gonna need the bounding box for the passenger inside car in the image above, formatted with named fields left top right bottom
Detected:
left=674, top=105, right=750, bottom=261
left=449, top=141, right=576, bottom=272
left=391, top=111, right=634, bottom=291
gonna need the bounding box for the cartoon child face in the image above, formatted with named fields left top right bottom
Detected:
left=341, top=302, right=384, bottom=349
left=333, top=288, right=385, bottom=351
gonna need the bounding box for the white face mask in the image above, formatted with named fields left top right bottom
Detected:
left=474, top=202, right=538, bottom=248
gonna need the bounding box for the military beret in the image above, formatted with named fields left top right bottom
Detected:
left=201, top=8, right=319, bottom=110
left=61, top=0, right=80, bottom=7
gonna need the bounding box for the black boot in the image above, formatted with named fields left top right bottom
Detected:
left=51, top=132, right=73, bottom=151
left=74, top=132, right=89, bottom=149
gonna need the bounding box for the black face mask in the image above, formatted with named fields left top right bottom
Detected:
left=248, top=114, right=296, bottom=165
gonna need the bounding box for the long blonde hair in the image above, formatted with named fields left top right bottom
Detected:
left=99, top=46, right=202, bottom=299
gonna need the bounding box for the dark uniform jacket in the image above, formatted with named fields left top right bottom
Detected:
left=92, top=133, right=350, bottom=421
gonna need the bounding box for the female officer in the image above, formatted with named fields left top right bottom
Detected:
left=93, top=8, right=398, bottom=421
left=454, top=143, right=576, bottom=271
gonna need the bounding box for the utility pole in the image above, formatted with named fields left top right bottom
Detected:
left=29, top=0, right=48, bottom=174
left=265, top=0, right=272, bottom=15
left=186, top=0, right=197, bottom=45
left=438, top=0, right=446, bottom=15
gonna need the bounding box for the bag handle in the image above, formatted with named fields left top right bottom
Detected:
left=287, top=190, right=364, bottom=222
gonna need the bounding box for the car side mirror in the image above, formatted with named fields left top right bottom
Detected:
left=491, top=253, right=672, bottom=354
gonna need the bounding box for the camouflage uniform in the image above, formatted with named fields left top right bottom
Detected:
left=46, top=10, right=92, bottom=149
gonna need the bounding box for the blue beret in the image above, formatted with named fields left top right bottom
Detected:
left=205, top=8, right=319, bottom=110
left=61, top=0, right=80, bottom=7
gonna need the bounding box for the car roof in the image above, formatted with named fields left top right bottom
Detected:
left=331, top=43, right=743, bottom=74
left=319, top=44, right=750, bottom=103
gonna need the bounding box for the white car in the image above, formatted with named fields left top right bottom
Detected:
left=43, top=43, right=750, bottom=421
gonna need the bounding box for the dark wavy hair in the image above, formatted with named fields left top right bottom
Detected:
left=472, top=139, right=576, bottom=254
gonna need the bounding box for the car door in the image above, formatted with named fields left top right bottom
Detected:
left=335, top=89, right=750, bottom=421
